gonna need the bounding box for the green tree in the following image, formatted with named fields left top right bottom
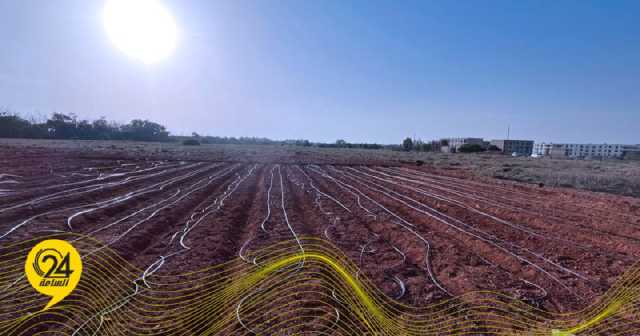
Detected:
left=458, top=144, right=486, bottom=153
left=121, top=119, right=169, bottom=141
left=402, top=137, right=414, bottom=151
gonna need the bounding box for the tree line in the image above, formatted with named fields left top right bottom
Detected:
left=0, top=110, right=169, bottom=142
left=0, top=110, right=394, bottom=149
left=1, top=110, right=452, bottom=152
left=315, top=139, right=385, bottom=150
left=402, top=137, right=499, bottom=153
left=402, top=137, right=441, bottom=152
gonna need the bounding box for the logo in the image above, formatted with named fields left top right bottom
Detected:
left=25, top=239, right=82, bottom=310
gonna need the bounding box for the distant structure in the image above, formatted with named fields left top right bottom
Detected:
left=440, top=137, right=484, bottom=153
left=490, top=139, right=534, bottom=156
left=429, top=140, right=443, bottom=152
left=622, top=145, right=640, bottom=160
left=532, top=143, right=554, bottom=156
left=533, top=143, right=631, bottom=158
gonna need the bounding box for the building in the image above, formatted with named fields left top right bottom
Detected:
left=532, top=143, right=553, bottom=156
left=548, top=144, right=568, bottom=158
left=441, top=137, right=485, bottom=152
left=622, top=145, right=640, bottom=160
left=490, top=139, right=534, bottom=156
left=533, top=143, right=627, bottom=158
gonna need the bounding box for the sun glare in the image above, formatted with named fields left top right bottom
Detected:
left=103, top=0, right=178, bottom=64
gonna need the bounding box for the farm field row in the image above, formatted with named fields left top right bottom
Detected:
left=2, top=150, right=640, bottom=334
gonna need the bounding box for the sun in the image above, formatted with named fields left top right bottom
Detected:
left=103, top=0, right=178, bottom=64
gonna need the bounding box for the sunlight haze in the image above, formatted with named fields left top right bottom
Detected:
left=0, top=0, right=638, bottom=144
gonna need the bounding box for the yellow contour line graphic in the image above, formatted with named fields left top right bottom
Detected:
left=1, top=233, right=639, bottom=335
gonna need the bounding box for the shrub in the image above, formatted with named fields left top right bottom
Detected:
left=458, top=144, right=486, bottom=153
left=402, top=137, right=414, bottom=151
left=182, top=139, right=201, bottom=146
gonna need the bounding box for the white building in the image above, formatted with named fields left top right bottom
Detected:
left=533, top=143, right=625, bottom=158
left=532, top=143, right=554, bottom=156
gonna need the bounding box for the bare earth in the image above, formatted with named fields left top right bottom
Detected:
left=1, top=138, right=640, bottom=317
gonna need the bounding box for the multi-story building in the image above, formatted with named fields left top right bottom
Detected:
left=533, top=143, right=626, bottom=158
left=532, top=143, right=553, bottom=156
left=441, top=137, right=485, bottom=152
left=490, top=139, right=534, bottom=156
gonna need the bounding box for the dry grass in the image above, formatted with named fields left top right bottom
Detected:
left=430, top=154, right=640, bottom=198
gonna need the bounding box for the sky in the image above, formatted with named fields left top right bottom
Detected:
left=0, top=0, right=638, bottom=144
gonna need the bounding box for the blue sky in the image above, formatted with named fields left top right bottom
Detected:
left=0, top=0, right=638, bottom=144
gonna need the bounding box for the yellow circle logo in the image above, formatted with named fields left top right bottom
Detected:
left=25, top=239, right=83, bottom=310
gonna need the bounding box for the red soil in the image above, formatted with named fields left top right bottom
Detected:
left=2, top=143, right=640, bottom=318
